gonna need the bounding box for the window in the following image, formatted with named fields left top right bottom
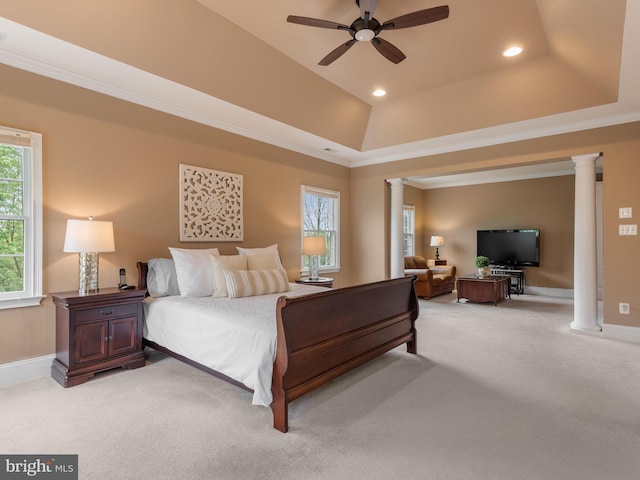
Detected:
left=0, top=126, right=43, bottom=309
left=301, top=185, right=340, bottom=272
left=403, top=205, right=415, bottom=256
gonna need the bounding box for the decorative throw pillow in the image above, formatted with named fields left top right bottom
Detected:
left=147, top=258, right=180, bottom=297
left=223, top=269, right=290, bottom=299
left=168, top=247, right=220, bottom=297
left=211, top=254, right=248, bottom=298
left=236, top=244, right=284, bottom=269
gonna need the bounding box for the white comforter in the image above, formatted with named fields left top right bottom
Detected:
left=143, top=283, right=325, bottom=407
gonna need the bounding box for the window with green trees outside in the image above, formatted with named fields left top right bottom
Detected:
left=0, top=127, right=42, bottom=308
left=0, top=143, right=25, bottom=293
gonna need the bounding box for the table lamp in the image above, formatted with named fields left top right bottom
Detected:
left=430, top=235, right=444, bottom=260
left=302, top=236, right=326, bottom=280
left=64, top=217, right=115, bottom=293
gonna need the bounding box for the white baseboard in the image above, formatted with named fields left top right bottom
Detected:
left=523, top=286, right=574, bottom=298
left=456, top=286, right=574, bottom=298
left=602, top=323, right=640, bottom=344
left=0, top=354, right=54, bottom=386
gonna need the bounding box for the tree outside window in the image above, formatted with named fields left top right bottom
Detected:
left=0, top=144, right=25, bottom=293
left=302, top=186, right=339, bottom=271
left=0, top=127, right=42, bottom=309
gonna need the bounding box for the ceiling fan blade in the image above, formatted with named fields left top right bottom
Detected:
left=319, top=39, right=357, bottom=66
left=380, top=5, right=449, bottom=31
left=358, top=0, right=379, bottom=21
left=287, top=15, right=351, bottom=31
left=371, top=37, right=406, bottom=64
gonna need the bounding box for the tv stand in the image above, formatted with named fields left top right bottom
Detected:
left=490, top=267, right=525, bottom=294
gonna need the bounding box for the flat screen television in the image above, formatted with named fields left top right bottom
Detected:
left=476, top=229, right=540, bottom=267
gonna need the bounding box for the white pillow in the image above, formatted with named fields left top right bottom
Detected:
left=147, top=258, right=180, bottom=297
left=236, top=244, right=283, bottom=269
left=211, top=254, right=247, bottom=298
left=223, top=269, right=290, bottom=299
left=168, top=247, right=220, bottom=297
left=247, top=252, right=280, bottom=270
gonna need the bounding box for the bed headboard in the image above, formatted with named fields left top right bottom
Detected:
left=136, top=262, right=149, bottom=290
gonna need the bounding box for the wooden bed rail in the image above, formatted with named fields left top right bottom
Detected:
left=271, top=275, right=419, bottom=432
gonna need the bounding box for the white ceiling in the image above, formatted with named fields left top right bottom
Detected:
left=195, top=0, right=552, bottom=104
left=1, top=1, right=640, bottom=177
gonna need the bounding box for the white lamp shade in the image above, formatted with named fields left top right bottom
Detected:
left=302, top=236, right=327, bottom=255
left=64, top=219, right=115, bottom=253
left=430, top=235, right=444, bottom=247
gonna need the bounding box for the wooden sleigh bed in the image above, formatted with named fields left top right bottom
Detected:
left=137, top=262, right=418, bottom=432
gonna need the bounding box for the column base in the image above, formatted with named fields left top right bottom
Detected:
left=570, top=322, right=603, bottom=336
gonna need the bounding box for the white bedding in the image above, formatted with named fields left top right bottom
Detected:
left=143, top=283, right=326, bottom=407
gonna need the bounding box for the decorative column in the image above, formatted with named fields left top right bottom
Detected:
left=386, top=178, right=407, bottom=279
left=571, top=154, right=601, bottom=332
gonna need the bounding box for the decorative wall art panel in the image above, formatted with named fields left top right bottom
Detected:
left=180, top=164, right=243, bottom=242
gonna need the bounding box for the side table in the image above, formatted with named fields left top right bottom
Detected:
left=295, top=277, right=334, bottom=288
left=456, top=275, right=510, bottom=306
left=428, top=259, right=447, bottom=266
left=50, top=287, right=147, bottom=387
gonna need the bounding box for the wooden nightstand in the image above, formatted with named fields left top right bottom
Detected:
left=295, top=277, right=334, bottom=288
left=428, top=259, right=447, bottom=266
left=50, top=287, right=147, bottom=387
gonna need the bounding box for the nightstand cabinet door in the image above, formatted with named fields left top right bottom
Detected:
left=51, top=288, right=146, bottom=387
left=75, top=321, right=108, bottom=364
left=108, top=317, right=138, bottom=356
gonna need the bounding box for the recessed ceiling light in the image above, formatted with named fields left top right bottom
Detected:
left=503, top=46, right=523, bottom=57
left=372, top=89, right=386, bottom=97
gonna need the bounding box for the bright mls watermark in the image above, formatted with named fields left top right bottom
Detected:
left=0, top=455, right=77, bottom=479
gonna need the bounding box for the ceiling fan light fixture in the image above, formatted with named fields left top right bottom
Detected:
left=355, top=28, right=375, bottom=41
left=287, top=2, right=450, bottom=65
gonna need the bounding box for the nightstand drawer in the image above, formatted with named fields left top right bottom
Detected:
left=75, top=302, right=138, bottom=323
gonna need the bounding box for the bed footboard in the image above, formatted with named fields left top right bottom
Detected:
left=271, top=276, right=419, bottom=432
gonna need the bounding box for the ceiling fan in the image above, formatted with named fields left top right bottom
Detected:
left=287, top=0, right=449, bottom=66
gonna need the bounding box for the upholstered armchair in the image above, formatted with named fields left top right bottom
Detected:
left=404, top=256, right=456, bottom=299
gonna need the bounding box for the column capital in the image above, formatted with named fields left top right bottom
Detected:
left=385, top=177, right=408, bottom=187
left=572, top=153, right=600, bottom=165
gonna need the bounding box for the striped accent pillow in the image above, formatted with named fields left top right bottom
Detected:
left=223, top=269, right=290, bottom=299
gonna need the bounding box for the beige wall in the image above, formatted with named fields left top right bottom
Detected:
left=351, top=122, right=640, bottom=332
left=421, top=175, right=575, bottom=288
left=601, top=145, right=640, bottom=328
left=0, top=67, right=352, bottom=364
left=1, top=61, right=640, bottom=365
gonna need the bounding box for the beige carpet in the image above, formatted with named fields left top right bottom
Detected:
left=2, top=293, right=639, bottom=480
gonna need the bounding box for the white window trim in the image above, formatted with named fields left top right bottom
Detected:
left=301, top=185, right=341, bottom=274
left=403, top=204, right=415, bottom=257
left=0, top=127, right=43, bottom=309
